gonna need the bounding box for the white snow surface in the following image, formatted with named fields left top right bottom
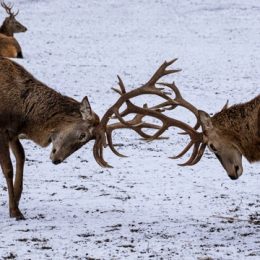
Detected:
left=0, top=0, right=260, bottom=259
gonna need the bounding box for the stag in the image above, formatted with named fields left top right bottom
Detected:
left=0, top=1, right=27, bottom=36
left=94, top=60, right=260, bottom=181
left=0, top=57, right=99, bottom=219
left=0, top=2, right=26, bottom=58
left=0, top=57, right=166, bottom=220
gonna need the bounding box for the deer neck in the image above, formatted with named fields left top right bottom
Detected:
left=0, top=22, right=12, bottom=36
left=23, top=114, right=81, bottom=148
left=18, top=86, right=81, bottom=147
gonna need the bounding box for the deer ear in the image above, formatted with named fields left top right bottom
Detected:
left=80, top=96, right=92, bottom=120
left=198, top=110, right=213, bottom=132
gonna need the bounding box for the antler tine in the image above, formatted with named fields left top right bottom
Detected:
left=189, top=143, right=206, bottom=165
left=178, top=142, right=200, bottom=166
left=221, top=100, right=229, bottom=111
left=147, top=59, right=181, bottom=86
left=111, top=87, right=122, bottom=95
left=14, top=9, right=19, bottom=17
left=1, top=1, right=14, bottom=16
left=105, top=113, right=162, bottom=158
left=178, top=143, right=206, bottom=166
left=170, top=140, right=194, bottom=159
left=93, top=134, right=113, bottom=168
left=94, top=111, right=162, bottom=167
left=117, top=75, right=127, bottom=94
left=157, top=82, right=201, bottom=130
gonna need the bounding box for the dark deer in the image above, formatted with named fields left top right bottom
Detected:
left=0, top=57, right=162, bottom=220
left=0, top=2, right=26, bottom=58
left=94, top=59, right=260, bottom=181
left=0, top=1, right=27, bottom=36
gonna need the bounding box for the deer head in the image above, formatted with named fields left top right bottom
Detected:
left=198, top=110, right=243, bottom=180
left=50, top=97, right=100, bottom=164
left=1, top=2, right=27, bottom=36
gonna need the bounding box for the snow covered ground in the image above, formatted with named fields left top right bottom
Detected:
left=0, top=0, right=260, bottom=259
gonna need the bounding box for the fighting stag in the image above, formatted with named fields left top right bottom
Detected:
left=96, top=60, right=260, bottom=180
left=0, top=1, right=26, bottom=58
left=0, top=57, right=177, bottom=220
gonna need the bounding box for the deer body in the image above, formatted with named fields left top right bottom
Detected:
left=0, top=58, right=99, bottom=219
left=0, top=2, right=27, bottom=58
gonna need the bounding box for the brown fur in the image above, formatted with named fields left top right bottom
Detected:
left=212, top=95, right=260, bottom=162
left=0, top=33, right=23, bottom=58
left=0, top=57, right=82, bottom=145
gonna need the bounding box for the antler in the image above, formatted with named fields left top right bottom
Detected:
left=1, top=1, right=19, bottom=17
left=93, top=59, right=205, bottom=167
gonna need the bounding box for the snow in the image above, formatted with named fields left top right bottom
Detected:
left=0, top=0, right=260, bottom=259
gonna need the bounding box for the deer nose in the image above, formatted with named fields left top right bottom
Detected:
left=229, top=174, right=238, bottom=180
left=53, top=159, right=61, bottom=165
left=229, top=165, right=242, bottom=180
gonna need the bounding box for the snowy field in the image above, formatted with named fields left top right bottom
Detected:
left=0, top=0, right=260, bottom=259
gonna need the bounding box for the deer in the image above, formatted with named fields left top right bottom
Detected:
left=0, top=2, right=27, bottom=58
left=0, top=57, right=164, bottom=220
left=0, top=2, right=27, bottom=36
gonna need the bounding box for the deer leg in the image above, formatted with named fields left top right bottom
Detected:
left=257, top=109, right=260, bottom=137
left=0, top=133, right=24, bottom=220
left=10, top=138, right=25, bottom=205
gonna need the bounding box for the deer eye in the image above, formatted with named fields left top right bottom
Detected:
left=79, top=133, right=86, bottom=141
left=209, top=144, right=218, bottom=153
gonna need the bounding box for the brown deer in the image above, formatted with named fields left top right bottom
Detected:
left=0, top=57, right=162, bottom=220
left=0, top=2, right=27, bottom=36
left=93, top=59, right=260, bottom=181
left=0, top=2, right=27, bottom=58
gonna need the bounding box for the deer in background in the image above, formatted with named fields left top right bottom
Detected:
left=96, top=59, right=260, bottom=181
left=0, top=1, right=27, bottom=58
left=0, top=2, right=27, bottom=36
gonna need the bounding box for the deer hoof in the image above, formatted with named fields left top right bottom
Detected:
left=9, top=208, right=25, bottom=220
